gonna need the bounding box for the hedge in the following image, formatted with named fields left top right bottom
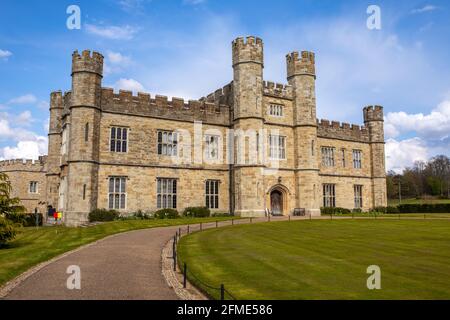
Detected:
left=320, top=207, right=351, bottom=215
left=88, top=209, right=120, bottom=222
left=183, top=207, right=211, bottom=217
left=397, top=203, right=450, bottom=213
left=154, top=208, right=179, bottom=219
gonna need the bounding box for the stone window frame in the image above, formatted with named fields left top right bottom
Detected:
left=157, top=178, right=177, bottom=209
left=108, top=176, right=127, bottom=210
left=341, top=148, right=346, bottom=167
left=323, top=183, right=336, bottom=208
left=205, top=180, right=220, bottom=209
left=205, top=134, right=220, bottom=160
left=157, top=130, right=178, bottom=157
left=354, top=185, right=363, bottom=209
left=352, top=149, right=362, bottom=169
left=321, top=146, right=335, bottom=167
left=269, top=104, right=284, bottom=117
left=110, top=126, right=129, bottom=153
left=269, top=134, right=286, bottom=160
left=29, top=181, right=38, bottom=194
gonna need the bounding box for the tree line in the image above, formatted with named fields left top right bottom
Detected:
left=387, top=155, right=450, bottom=200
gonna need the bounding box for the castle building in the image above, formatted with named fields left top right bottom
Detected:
left=1, top=36, right=387, bottom=225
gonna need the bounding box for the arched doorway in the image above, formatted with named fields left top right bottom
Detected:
left=270, top=190, right=283, bottom=215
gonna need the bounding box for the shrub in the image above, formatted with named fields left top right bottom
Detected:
left=211, top=212, right=232, bottom=217
left=0, top=216, right=17, bottom=246
left=88, top=209, right=119, bottom=222
left=154, top=208, right=179, bottom=219
left=397, top=203, right=450, bottom=213
left=352, top=208, right=362, bottom=213
left=183, top=207, right=211, bottom=218
left=320, top=207, right=351, bottom=215
left=4, top=212, right=27, bottom=225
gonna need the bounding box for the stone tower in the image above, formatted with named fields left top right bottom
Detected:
left=364, top=105, right=387, bottom=208
left=232, top=36, right=265, bottom=216
left=46, top=91, right=63, bottom=211
left=287, top=51, right=321, bottom=215
left=65, top=50, right=103, bottom=225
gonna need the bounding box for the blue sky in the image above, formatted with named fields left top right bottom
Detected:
left=0, top=0, right=449, bottom=172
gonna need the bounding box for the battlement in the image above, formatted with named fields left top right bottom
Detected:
left=286, top=51, right=316, bottom=78
left=263, top=81, right=293, bottom=99
left=100, top=88, right=231, bottom=126
left=201, top=82, right=234, bottom=106
left=72, top=50, right=104, bottom=76
left=363, top=105, right=384, bottom=122
left=232, top=36, right=264, bottom=66
left=317, top=119, right=369, bottom=142
left=50, top=91, right=63, bottom=109
left=0, top=156, right=47, bottom=172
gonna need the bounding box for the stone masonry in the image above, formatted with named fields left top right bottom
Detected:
left=1, top=36, right=387, bottom=225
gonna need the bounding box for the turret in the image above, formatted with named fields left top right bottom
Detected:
left=287, top=50, right=320, bottom=216
left=46, top=91, right=63, bottom=213
left=232, top=36, right=264, bottom=120
left=65, top=50, right=103, bottom=226
left=231, top=36, right=265, bottom=217
left=363, top=105, right=387, bottom=208
left=286, top=51, right=316, bottom=125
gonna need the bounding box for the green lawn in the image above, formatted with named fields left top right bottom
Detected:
left=178, top=220, right=450, bottom=300
left=0, top=217, right=233, bottom=287
left=388, top=197, right=450, bottom=206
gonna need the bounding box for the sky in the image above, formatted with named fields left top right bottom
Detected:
left=0, top=0, right=449, bottom=173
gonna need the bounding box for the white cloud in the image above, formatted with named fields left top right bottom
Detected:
left=113, top=78, right=145, bottom=93
left=0, top=49, right=12, bottom=60
left=104, top=51, right=133, bottom=75
left=8, top=94, right=37, bottom=105
left=1, top=139, right=47, bottom=160
left=85, top=24, right=138, bottom=40
left=384, top=100, right=450, bottom=140
left=0, top=115, right=48, bottom=160
left=411, top=5, right=438, bottom=14
left=385, top=138, right=429, bottom=173
left=14, top=111, right=34, bottom=126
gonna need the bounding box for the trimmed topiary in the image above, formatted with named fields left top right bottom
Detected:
left=88, top=209, right=119, bottom=222
left=154, top=208, right=179, bottom=219
left=183, top=207, right=211, bottom=217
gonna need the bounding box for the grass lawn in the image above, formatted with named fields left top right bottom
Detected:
left=0, top=217, right=233, bottom=287
left=388, top=197, right=450, bottom=206
left=178, top=220, right=450, bottom=300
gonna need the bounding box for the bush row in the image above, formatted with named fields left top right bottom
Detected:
left=88, top=207, right=230, bottom=222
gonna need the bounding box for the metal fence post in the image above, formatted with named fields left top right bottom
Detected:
left=288, top=215, right=291, bottom=222
left=173, top=236, right=177, bottom=272
left=232, top=219, right=234, bottom=226
left=220, top=284, right=225, bottom=300
left=216, top=220, right=218, bottom=228
left=330, top=213, right=333, bottom=220
left=250, top=217, right=253, bottom=223
left=183, top=263, right=187, bottom=288
left=200, top=222, right=203, bottom=231
left=187, top=225, right=190, bottom=234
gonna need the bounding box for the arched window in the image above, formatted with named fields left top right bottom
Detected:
left=84, top=123, right=89, bottom=142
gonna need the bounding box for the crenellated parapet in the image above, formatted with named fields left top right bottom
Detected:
left=0, top=156, right=47, bottom=172
left=263, top=81, right=293, bottom=100
left=101, top=88, right=231, bottom=126
left=363, top=105, right=384, bottom=122
left=286, top=51, right=316, bottom=79
left=232, top=36, right=264, bottom=67
left=317, top=119, right=369, bottom=142
left=72, top=50, right=104, bottom=76
left=201, top=82, right=234, bottom=107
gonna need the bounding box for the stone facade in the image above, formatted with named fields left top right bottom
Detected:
left=0, top=156, right=47, bottom=213
left=2, top=36, right=387, bottom=225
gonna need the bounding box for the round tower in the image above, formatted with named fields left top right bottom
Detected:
left=65, top=50, right=103, bottom=226
left=46, top=91, right=63, bottom=214
left=364, top=105, right=387, bottom=208
left=231, top=36, right=265, bottom=217
left=287, top=51, right=321, bottom=216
